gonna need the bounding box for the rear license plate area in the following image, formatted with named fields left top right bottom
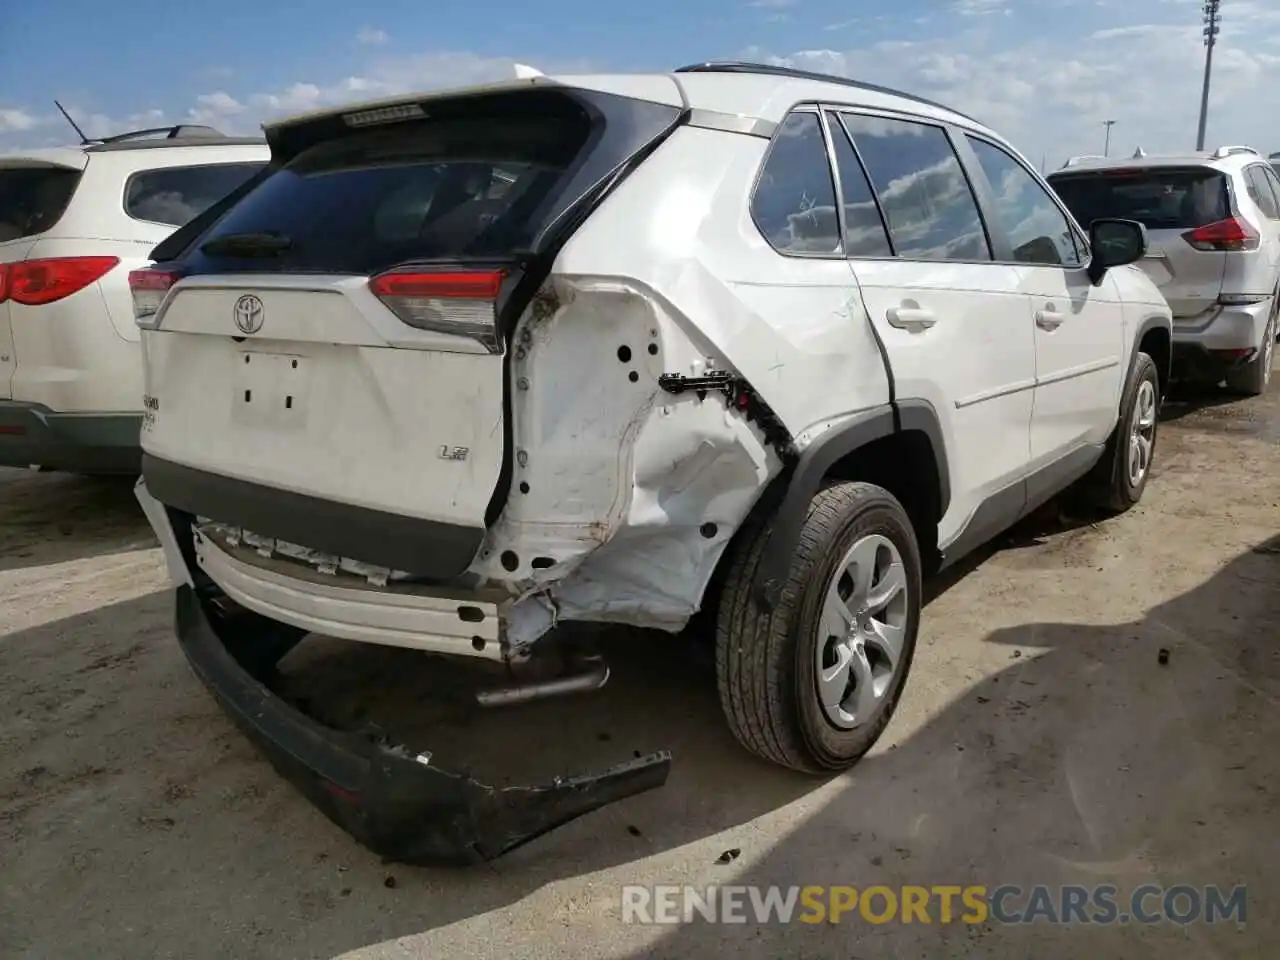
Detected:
left=231, top=351, right=312, bottom=429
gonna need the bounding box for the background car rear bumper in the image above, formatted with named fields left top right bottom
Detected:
left=0, top=401, right=140, bottom=473
left=1172, top=299, right=1272, bottom=352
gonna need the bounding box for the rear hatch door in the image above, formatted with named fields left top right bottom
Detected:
left=0, top=157, right=86, bottom=398
left=141, top=84, right=683, bottom=547
left=1050, top=165, right=1230, bottom=317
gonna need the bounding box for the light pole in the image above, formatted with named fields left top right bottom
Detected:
left=1102, top=120, right=1116, bottom=157
left=1196, top=0, right=1222, bottom=151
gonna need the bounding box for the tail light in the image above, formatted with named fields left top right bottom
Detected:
left=369, top=268, right=506, bottom=353
left=0, top=263, right=9, bottom=304
left=128, top=268, right=183, bottom=327
left=1182, top=217, right=1259, bottom=252
left=5, top=256, right=120, bottom=306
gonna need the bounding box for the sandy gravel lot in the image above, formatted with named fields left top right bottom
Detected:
left=2, top=381, right=1278, bottom=959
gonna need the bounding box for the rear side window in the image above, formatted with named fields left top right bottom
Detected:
left=125, top=163, right=265, bottom=227
left=1048, top=168, right=1229, bottom=231
left=181, top=106, right=593, bottom=276
left=838, top=113, right=991, bottom=262
left=751, top=112, right=841, bottom=255
left=1243, top=166, right=1280, bottom=220
left=0, top=166, right=82, bottom=242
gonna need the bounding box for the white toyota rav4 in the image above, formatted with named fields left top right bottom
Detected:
left=131, top=63, right=1172, bottom=865
left=0, top=125, right=267, bottom=472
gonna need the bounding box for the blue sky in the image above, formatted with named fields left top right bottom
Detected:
left=3, top=0, right=1279, bottom=165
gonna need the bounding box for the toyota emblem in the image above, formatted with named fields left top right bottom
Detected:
left=233, top=294, right=264, bottom=335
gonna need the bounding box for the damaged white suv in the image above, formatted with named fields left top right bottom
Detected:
left=132, top=62, right=1172, bottom=865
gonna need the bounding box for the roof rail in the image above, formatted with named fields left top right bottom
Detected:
left=1212, top=144, right=1259, bottom=160
left=99, top=124, right=225, bottom=144
left=83, top=124, right=265, bottom=153
left=672, top=60, right=980, bottom=124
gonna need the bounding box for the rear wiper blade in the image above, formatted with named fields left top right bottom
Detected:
left=200, top=231, right=293, bottom=258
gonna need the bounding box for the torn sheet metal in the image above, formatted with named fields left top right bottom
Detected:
left=470, top=278, right=783, bottom=648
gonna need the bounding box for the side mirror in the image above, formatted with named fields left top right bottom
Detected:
left=1087, top=218, right=1148, bottom=285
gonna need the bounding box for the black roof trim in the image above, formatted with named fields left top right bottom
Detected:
left=673, top=61, right=980, bottom=124
left=84, top=124, right=265, bottom=153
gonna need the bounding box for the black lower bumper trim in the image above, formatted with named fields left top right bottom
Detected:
left=144, top=454, right=485, bottom=579
left=0, top=402, right=140, bottom=473
left=174, top=586, right=672, bottom=865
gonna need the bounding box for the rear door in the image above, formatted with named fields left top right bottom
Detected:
left=142, top=88, right=682, bottom=532
left=0, top=160, right=85, bottom=398
left=1049, top=165, right=1231, bottom=318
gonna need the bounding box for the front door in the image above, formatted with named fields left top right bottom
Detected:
left=962, top=134, right=1124, bottom=467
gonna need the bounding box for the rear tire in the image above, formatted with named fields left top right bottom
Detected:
left=1087, top=351, right=1160, bottom=514
left=1225, top=296, right=1277, bottom=397
left=715, top=481, right=921, bottom=773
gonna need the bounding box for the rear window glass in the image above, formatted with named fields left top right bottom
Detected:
left=1048, top=168, right=1228, bottom=231
left=182, top=109, right=591, bottom=276
left=125, top=163, right=265, bottom=227
left=0, top=166, right=82, bottom=242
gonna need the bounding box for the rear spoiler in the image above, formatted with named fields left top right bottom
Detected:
left=262, top=80, right=577, bottom=164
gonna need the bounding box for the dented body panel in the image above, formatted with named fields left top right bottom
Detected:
left=470, top=124, right=892, bottom=642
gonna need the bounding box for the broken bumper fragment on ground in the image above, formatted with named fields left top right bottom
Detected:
left=174, top=585, right=672, bottom=865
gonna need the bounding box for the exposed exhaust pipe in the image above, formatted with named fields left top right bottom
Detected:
left=476, top=654, right=610, bottom=706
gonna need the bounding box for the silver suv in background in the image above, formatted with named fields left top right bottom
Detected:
left=1048, top=146, right=1280, bottom=395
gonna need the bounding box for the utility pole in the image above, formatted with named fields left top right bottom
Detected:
left=1102, top=120, right=1116, bottom=157
left=1196, top=0, right=1222, bottom=151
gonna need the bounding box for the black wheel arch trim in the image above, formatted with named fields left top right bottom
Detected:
left=751, top=399, right=950, bottom=609
left=1130, top=313, right=1173, bottom=391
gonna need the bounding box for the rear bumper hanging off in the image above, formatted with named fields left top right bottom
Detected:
left=173, top=586, right=672, bottom=866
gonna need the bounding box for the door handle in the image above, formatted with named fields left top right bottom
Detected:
left=1035, top=306, right=1064, bottom=331
left=886, top=305, right=937, bottom=331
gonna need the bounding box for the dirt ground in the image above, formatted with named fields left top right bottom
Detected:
left=2, top=379, right=1279, bottom=959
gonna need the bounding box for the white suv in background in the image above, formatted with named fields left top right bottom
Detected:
left=1048, top=146, right=1280, bottom=395
left=0, top=126, right=267, bottom=473
left=130, top=63, right=1171, bottom=865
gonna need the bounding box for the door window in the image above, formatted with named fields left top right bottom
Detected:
left=823, top=112, right=893, bottom=258
left=967, top=136, right=1083, bottom=266
left=125, top=163, right=265, bottom=227
left=1244, top=166, right=1280, bottom=220
left=0, top=166, right=82, bottom=241
left=838, top=113, right=991, bottom=262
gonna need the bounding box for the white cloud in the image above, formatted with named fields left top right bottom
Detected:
left=356, top=27, right=389, bottom=46
left=187, top=91, right=246, bottom=125
left=744, top=17, right=1280, bottom=170
left=159, top=51, right=594, bottom=137
left=951, top=0, right=1012, bottom=15
left=0, top=108, right=37, bottom=133
left=749, top=0, right=798, bottom=7
left=3, top=13, right=1278, bottom=168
